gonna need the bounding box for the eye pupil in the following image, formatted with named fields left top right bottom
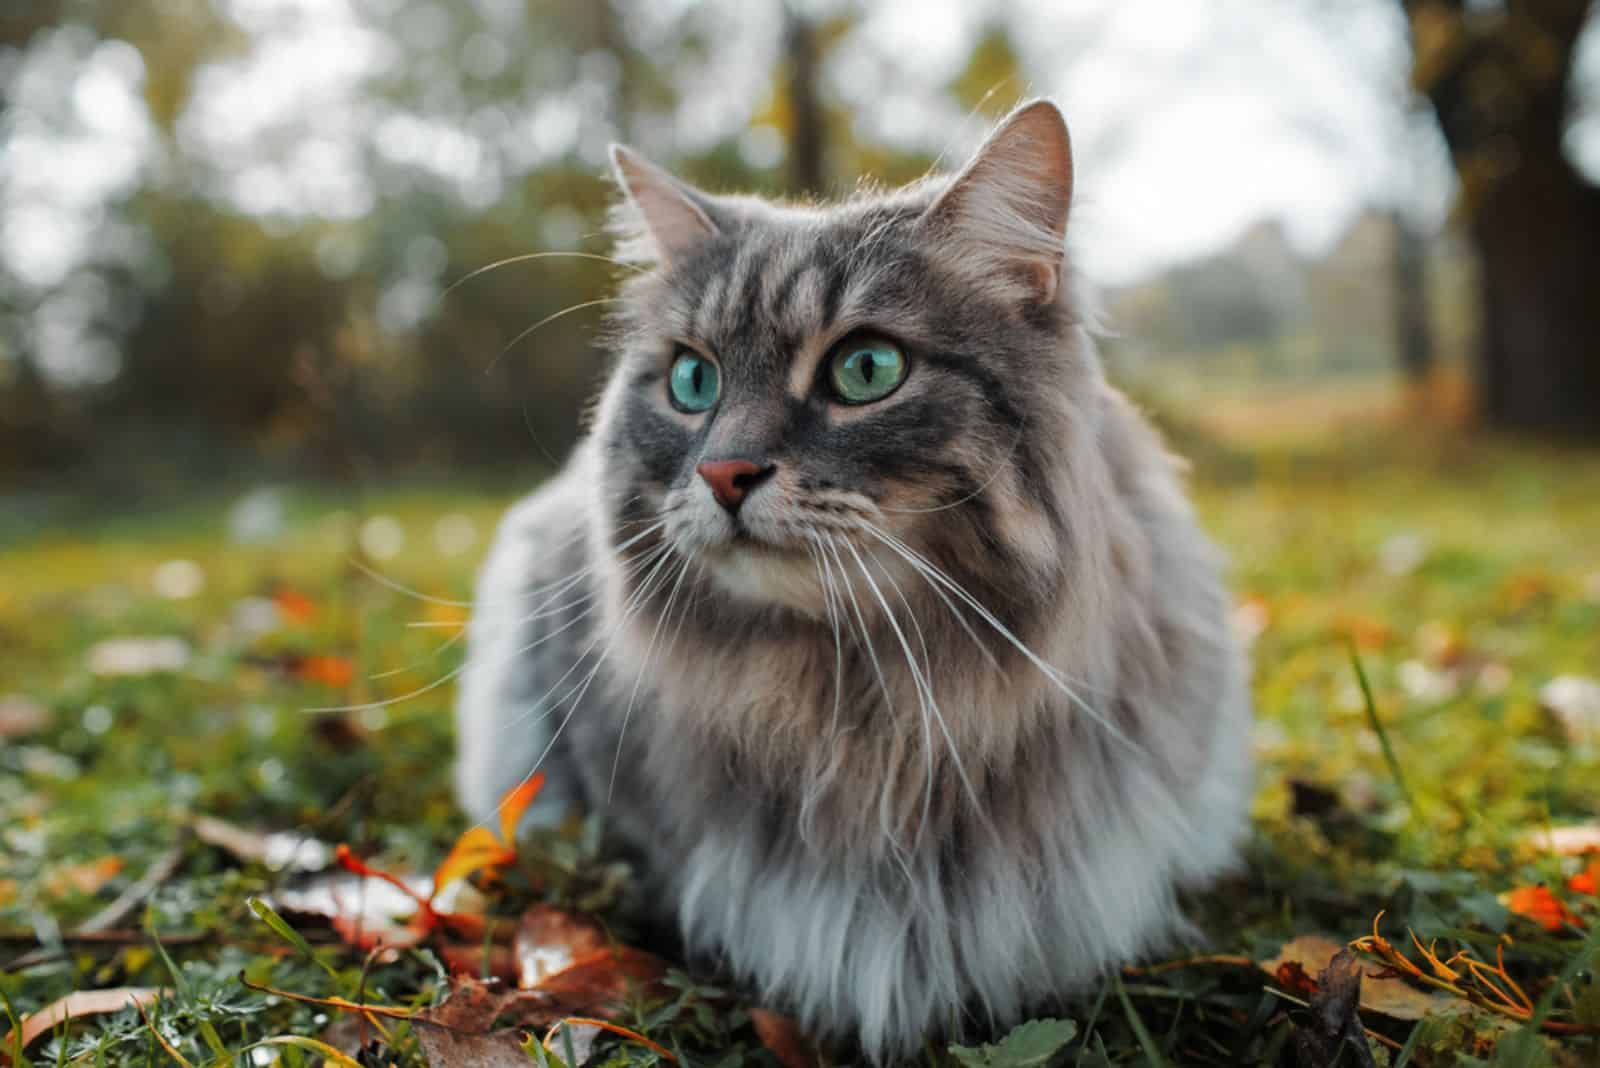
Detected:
left=828, top=338, right=905, bottom=405
left=668, top=351, right=720, bottom=412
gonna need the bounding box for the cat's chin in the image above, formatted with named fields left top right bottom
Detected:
left=700, top=540, right=830, bottom=617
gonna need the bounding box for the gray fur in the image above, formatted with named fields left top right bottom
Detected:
left=455, top=100, right=1251, bottom=1061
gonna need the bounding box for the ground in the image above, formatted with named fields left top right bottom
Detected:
left=3, top=394, right=1599, bottom=1066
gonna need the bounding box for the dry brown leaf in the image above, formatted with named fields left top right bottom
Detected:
left=413, top=980, right=536, bottom=1068
left=1292, top=950, right=1379, bottom=1068
left=750, top=1008, right=822, bottom=1068
left=1262, top=934, right=1466, bottom=1021
left=191, top=814, right=332, bottom=872
left=514, top=905, right=609, bottom=987
left=5, top=987, right=170, bottom=1053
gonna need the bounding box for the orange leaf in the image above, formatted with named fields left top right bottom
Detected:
left=6, top=988, right=170, bottom=1053
left=1505, top=886, right=1580, bottom=931
left=46, top=856, right=124, bottom=898
left=298, top=655, right=354, bottom=688
left=433, top=827, right=516, bottom=893
left=275, top=589, right=317, bottom=623
left=1568, top=859, right=1600, bottom=897
left=498, top=773, right=545, bottom=845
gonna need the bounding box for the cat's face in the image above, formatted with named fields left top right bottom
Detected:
left=593, top=102, right=1088, bottom=617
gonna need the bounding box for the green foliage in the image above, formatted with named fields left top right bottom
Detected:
left=2, top=425, right=1599, bottom=1064
left=949, top=1018, right=1078, bottom=1068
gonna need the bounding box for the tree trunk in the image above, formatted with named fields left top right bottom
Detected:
left=1471, top=158, right=1600, bottom=435
left=1388, top=209, right=1434, bottom=383
left=1404, top=0, right=1599, bottom=438
left=782, top=6, right=826, bottom=196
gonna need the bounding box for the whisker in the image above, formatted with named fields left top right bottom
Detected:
left=841, top=537, right=975, bottom=837
left=308, top=539, right=670, bottom=717
left=442, top=250, right=646, bottom=301
left=877, top=425, right=1026, bottom=515
left=487, top=297, right=622, bottom=374
left=368, top=629, right=465, bottom=681
left=608, top=554, right=693, bottom=801
left=863, top=524, right=1138, bottom=752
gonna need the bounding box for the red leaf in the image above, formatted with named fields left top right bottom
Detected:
left=298, top=656, right=354, bottom=688
left=1505, top=885, right=1580, bottom=931
left=275, top=589, right=317, bottom=624
left=1568, top=859, right=1600, bottom=897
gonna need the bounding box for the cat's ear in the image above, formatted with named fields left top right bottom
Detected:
left=608, top=144, right=721, bottom=266
left=923, top=100, right=1073, bottom=304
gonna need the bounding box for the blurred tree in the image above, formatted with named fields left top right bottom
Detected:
left=1403, top=0, right=1599, bottom=436
left=782, top=5, right=826, bottom=194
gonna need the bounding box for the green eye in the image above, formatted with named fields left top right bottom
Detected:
left=668, top=351, right=720, bottom=412
left=828, top=337, right=907, bottom=404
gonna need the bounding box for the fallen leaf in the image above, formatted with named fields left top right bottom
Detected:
left=1274, top=960, right=1320, bottom=999
left=533, top=946, right=670, bottom=1015
left=412, top=979, right=552, bottom=1068
left=273, top=588, right=317, bottom=623
left=1292, top=950, right=1378, bottom=1068
left=1503, top=886, right=1580, bottom=932
left=1569, top=859, right=1600, bottom=896
left=192, top=814, right=332, bottom=872
left=46, top=856, right=124, bottom=899
left=0, top=694, right=50, bottom=738
left=1523, top=825, right=1600, bottom=856
left=432, top=773, right=543, bottom=893
left=751, top=1009, right=822, bottom=1068
left=1262, top=935, right=1464, bottom=1021
left=432, top=827, right=516, bottom=892
left=297, top=655, right=354, bottom=688
left=514, top=905, right=608, bottom=987
left=498, top=773, right=543, bottom=845
left=5, top=988, right=170, bottom=1053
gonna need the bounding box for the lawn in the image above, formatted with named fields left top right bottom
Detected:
left=3, top=411, right=1599, bottom=1066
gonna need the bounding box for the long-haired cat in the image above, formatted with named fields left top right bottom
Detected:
left=455, top=100, right=1251, bottom=1061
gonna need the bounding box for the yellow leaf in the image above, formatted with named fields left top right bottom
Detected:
left=499, top=772, right=545, bottom=846
left=433, top=827, right=516, bottom=893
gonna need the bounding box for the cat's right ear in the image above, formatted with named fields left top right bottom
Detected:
left=608, top=145, right=721, bottom=266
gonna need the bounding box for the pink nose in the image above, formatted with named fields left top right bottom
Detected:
left=697, top=459, right=774, bottom=513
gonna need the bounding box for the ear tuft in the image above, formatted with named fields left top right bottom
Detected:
left=923, top=100, right=1073, bottom=304
left=607, top=144, right=720, bottom=266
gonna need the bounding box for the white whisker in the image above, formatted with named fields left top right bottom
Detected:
left=863, top=524, right=1138, bottom=753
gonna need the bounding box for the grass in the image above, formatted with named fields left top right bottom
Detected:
left=3, top=403, right=1599, bottom=1066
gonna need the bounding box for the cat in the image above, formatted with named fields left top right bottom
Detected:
left=454, top=99, right=1252, bottom=1062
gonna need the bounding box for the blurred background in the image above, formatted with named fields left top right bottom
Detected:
left=3, top=0, right=1597, bottom=526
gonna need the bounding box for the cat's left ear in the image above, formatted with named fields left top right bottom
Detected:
left=608, top=144, right=722, bottom=266
left=923, top=100, right=1073, bottom=305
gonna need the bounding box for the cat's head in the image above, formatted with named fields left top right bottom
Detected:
left=592, top=100, right=1102, bottom=620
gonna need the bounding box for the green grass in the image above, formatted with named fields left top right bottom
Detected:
left=3, top=424, right=1599, bottom=1066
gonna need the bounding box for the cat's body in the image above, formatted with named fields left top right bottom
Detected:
left=455, top=102, right=1251, bottom=1061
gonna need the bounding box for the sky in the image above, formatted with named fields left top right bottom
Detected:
left=3, top=0, right=1599, bottom=369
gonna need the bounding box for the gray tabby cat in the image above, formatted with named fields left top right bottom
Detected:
left=455, top=100, right=1251, bottom=1061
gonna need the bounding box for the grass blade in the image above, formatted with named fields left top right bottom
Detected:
left=1348, top=643, right=1415, bottom=810
left=246, top=896, right=340, bottom=980
left=1113, top=974, right=1170, bottom=1068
